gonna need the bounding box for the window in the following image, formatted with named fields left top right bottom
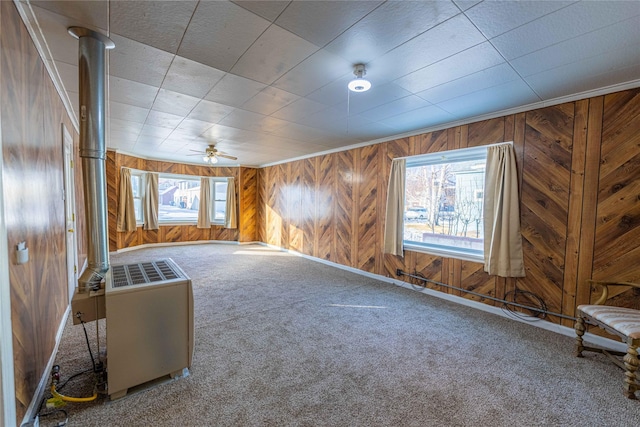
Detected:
left=211, top=179, right=228, bottom=224
left=404, top=146, right=486, bottom=261
left=157, top=174, right=201, bottom=223
left=131, top=172, right=143, bottom=223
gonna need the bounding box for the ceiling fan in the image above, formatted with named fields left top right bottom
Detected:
left=188, top=144, right=237, bottom=164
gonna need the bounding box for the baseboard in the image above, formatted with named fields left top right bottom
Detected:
left=112, top=239, right=240, bottom=254
left=261, top=243, right=627, bottom=354
left=20, top=306, right=70, bottom=426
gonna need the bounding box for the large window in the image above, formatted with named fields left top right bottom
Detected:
left=157, top=174, right=202, bottom=223
left=404, top=146, right=486, bottom=261
left=211, top=179, right=228, bottom=224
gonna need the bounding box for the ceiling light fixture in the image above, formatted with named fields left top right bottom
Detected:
left=203, top=155, right=218, bottom=164
left=348, top=63, right=371, bottom=93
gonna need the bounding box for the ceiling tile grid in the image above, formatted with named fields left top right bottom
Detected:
left=21, top=0, right=640, bottom=166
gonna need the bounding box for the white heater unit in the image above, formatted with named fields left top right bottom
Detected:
left=105, top=258, right=193, bottom=400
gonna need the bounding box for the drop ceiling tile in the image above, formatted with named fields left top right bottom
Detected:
left=110, top=77, right=159, bottom=109
left=178, top=1, right=270, bottom=71
left=56, top=60, right=78, bottom=93
left=188, top=100, right=235, bottom=123
left=139, top=124, right=173, bottom=139
left=134, top=134, right=167, bottom=148
left=231, top=25, right=319, bottom=85
left=108, top=135, right=136, bottom=150
left=231, top=1, right=289, bottom=21
left=336, top=82, right=413, bottom=116
left=511, top=17, right=640, bottom=77
left=453, top=1, right=482, bottom=12
left=369, top=14, right=487, bottom=84
left=219, top=109, right=289, bottom=134
left=202, top=124, right=262, bottom=144
left=417, top=63, right=521, bottom=104
left=30, top=5, right=83, bottom=65
left=109, top=34, right=174, bottom=87
left=272, top=49, right=353, bottom=96
left=174, top=118, right=216, bottom=136
left=379, top=105, right=457, bottom=132
left=110, top=0, right=198, bottom=53
left=275, top=1, right=382, bottom=46
left=204, top=74, right=267, bottom=108
left=394, top=42, right=505, bottom=94
left=271, top=98, right=329, bottom=122
left=359, top=95, right=432, bottom=122
left=305, top=74, right=354, bottom=107
left=491, top=1, right=640, bottom=60
left=109, top=101, right=150, bottom=124
left=31, top=1, right=108, bottom=31
left=152, top=89, right=200, bottom=116
left=325, top=0, right=460, bottom=63
left=268, top=122, right=337, bottom=143
left=524, top=43, right=640, bottom=100
left=110, top=118, right=143, bottom=136
left=464, top=0, right=573, bottom=39
left=242, top=87, right=300, bottom=116
left=145, top=110, right=184, bottom=129
left=437, top=80, right=540, bottom=119
left=161, top=56, right=226, bottom=98
left=297, top=107, right=374, bottom=133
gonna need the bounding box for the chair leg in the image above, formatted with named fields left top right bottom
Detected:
left=623, top=342, right=639, bottom=399
left=575, top=316, right=586, bottom=357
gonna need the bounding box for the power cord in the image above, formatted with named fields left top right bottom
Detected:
left=76, top=312, right=96, bottom=371
left=502, top=289, right=548, bottom=322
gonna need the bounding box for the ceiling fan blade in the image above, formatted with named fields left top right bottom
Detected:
left=217, top=154, right=237, bottom=160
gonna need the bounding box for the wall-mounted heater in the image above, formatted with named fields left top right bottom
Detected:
left=105, top=258, right=194, bottom=400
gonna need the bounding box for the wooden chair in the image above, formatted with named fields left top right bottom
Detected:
left=575, top=280, right=640, bottom=399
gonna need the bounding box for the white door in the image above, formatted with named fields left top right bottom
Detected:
left=63, top=124, right=78, bottom=302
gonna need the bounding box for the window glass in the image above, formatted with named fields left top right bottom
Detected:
left=157, top=176, right=200, bottom=222
left=404, top=147, right=486, bottom=260
left=212, top=180, right=228, bottom=223
left=131, top=173, right=143, bottom=223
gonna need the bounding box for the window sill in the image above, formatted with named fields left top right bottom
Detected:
left=403, top=243, right=484, bottom=263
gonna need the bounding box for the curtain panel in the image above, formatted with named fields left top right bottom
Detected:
left=116, top=167, right=136, bottom=232
left=483, top=144, right=525, bottom=277
left=143, top=172, right=159, bottom=230
left=197, top=177, right=211, bottom=229
left=225, top=177, right=238, bottom=229
left=383, top=158, right=406, bottom=256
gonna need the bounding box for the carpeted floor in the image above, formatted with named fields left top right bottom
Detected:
left=42, top=243, right=639, bottom=426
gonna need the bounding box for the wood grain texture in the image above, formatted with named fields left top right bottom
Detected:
left=316, top=154, right=334, bottom=260
left=301, top=158, right=317, bottom=256
left=2, top=1, right=73, bottom=418
left=288, top=161, right=303, bottom=252
left=239, top=167, right=257, bottom=242
left=335, top=150, right=354, bottom=267
left=468, top=118, right=504, bottom=147
left=357, top=146, right=378, bottom=272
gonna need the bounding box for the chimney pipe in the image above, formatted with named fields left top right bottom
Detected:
left=68, top=27, right=114, bottom=292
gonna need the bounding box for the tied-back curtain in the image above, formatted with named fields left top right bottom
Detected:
left=483, top=144, right=525, bottom=277
left=225, top=177, right=238, bottom=229
left=197, top=177, right=211, bottom=229
left=383, top=158, right=406, bottom=256
left=116, top=167, right=136, bottom=232
left=143, top=172, right=159, bottom=230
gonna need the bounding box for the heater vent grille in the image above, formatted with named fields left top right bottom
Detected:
left=111, top=259, right=184, bottom=288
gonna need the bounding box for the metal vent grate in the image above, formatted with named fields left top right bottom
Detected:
left=111, top=259, right=185, bottom=288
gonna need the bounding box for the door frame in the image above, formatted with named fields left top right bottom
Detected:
left=62, top=124, right=78, bottom=302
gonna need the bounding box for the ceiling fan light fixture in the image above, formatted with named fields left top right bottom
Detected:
left=348, top=64, right=371, bottom=93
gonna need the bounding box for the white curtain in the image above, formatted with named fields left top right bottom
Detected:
left=116, top=168, right=136, bottom=232
left=225, top=177, right=238, bottom=229
left=197, top=177, right=211, bottom=229
left=143, top=172, right=159, bottom=230
left=383, top=158, right=406, bottom=256
left=483, top=144, right=525, bottom=277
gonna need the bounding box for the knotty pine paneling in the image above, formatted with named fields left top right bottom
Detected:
left=258, top=87, right=640, bottom=326
left=257, top=168, right=266, bottom=243
left=288, top=161, right=303, bottom=252
left=106, top=152, right=246, bottom=250
left=1, top=1, right=76, bottom=419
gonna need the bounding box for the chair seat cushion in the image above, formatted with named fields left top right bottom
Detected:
left=578, top=305, right=640, bottom=339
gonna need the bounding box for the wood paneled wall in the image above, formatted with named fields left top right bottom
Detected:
left=1, top=2, right=81, bottom=421
left=258, top=87, right=640, bottom=326
left=107, top=151, right=258, bottom=251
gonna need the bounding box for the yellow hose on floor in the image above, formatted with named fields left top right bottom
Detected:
left=50, top=384, right=97, bottom=402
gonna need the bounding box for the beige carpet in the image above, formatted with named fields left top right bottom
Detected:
left=41, top=243, right=639, bottom=426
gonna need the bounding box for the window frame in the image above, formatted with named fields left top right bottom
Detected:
left=403, top=145, right=487, bottom=263
left=210, top=177, right=229, bottom=225
left=156, top=172, right=202, bottom=225
left=130, top=170, right=144, bottom=225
